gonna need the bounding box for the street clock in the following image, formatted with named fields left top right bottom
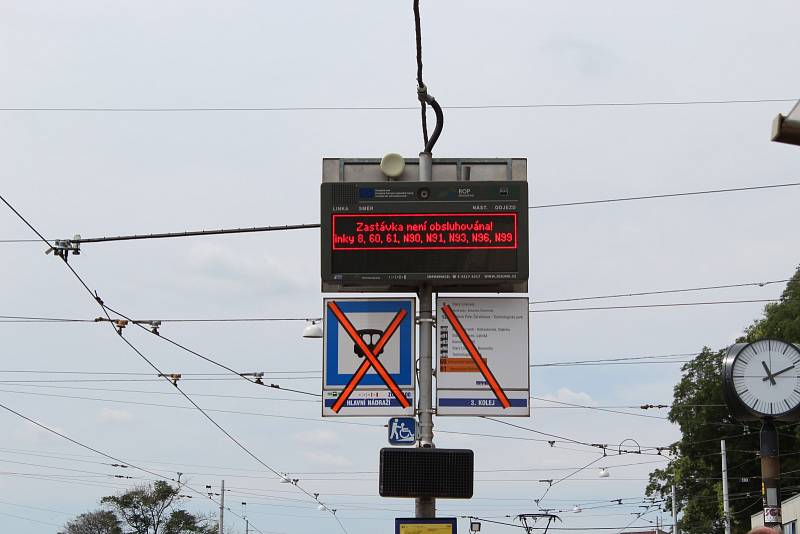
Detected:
left=723, top=339, right=800, bottom=422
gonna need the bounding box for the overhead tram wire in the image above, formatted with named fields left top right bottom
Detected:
left=0, top=384, right=720, bottom=429
left=0, top=297, right=787, bottom=321
left=0, top=378, right=711, bottom=410
left=530, top=298, right=790, bottom=313
left=2, top=181, right=799, bottom=244
left=535, top=455, right=608, bottom=506
left=529, top=396, right=667, bottom=420
left=530, top=180, right=800, bottom=209
left=0, top=193, right=347, bottom=534
left=0, top=278, right=792, bottom=325
left=0, top=385, right=686, bottom=450
left=0, top=386, right=674, bottom=433
left=0, top=401, right=270, bottom=534
left=529, top=278, right=789, bottom=305
left=0, top=96, right=795, bottom=112
left=100, top=302, right=322, bottom=398
left=0, top=510, right=64, bottom=529
left=0, top=387, right=376, bottom=428
left=532, top=352, right=696, bottom=368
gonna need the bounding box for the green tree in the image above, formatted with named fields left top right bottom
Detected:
left=100, top=481, right=216, bottom=534
left=647, top=266, right=800, bottom=534
left=60, top=510, right=122, bottom=534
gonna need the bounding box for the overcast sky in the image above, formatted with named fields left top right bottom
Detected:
left=2, top=1, right=800, bottom=533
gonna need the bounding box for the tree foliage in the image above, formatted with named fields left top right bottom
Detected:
left=647, top=266, right=800, bottom=534
left=60, top=510, right=122, bottom=534
left=64, top=481, right=216, bottom=534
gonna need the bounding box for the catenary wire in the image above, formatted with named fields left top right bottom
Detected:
left=531, top=181, right=800, bottom=209
left=0, top=298, right=791, bottom=327
left=0, top=193, right=347, bottom=533
left=0, top=379, right=701, bottom=412
left=0, top=385, right=686, bottom=451
left=0, top=401, right=270, bottom=534
left=0, top=97, right=795, bottom=112
left=0, top=444, right=670, bottom=477
left=100, top=304, right=322, bottom=397
left=0, top=381, right=319, bottom=403
left=529, top=298, right=788, bottom=313
left=529, top=278, right=789, bottom=305
left=2, top=181, right=798, bottom=244
left=0, top=510, right=64, bottom=529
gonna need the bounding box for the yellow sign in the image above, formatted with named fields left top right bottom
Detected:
left=399, top=525, right=454, bottom=534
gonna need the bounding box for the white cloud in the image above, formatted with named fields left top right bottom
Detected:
left=612, top=380, right=676, bottom=404
left=539, top=387, right=598, bottom=407
left=178, top=242, right=311, bottom=298
left=292, top=429, right=339, bottom=445
left=302, top=451, right=352, bottom=467
left=12, top=420, right=65, bottom=444
left=98, top=407, right=133, bottom=424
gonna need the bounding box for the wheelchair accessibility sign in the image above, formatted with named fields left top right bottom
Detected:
left=322, top=298, right=415, bottom=417
left=387, top=417, right=417, bottom=445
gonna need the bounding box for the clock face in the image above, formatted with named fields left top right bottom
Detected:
left=732, top=340, right=800, bottom=417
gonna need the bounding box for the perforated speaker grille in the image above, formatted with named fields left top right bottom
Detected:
left=379, top=448, right=474, bottom=498
left=332, top=184, right=359, bottom=205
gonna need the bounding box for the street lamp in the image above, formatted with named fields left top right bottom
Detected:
left=302, top=320, right=323, bottom=339
left=470, top=521, right=481, bottom=532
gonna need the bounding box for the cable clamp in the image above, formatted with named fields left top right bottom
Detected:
left=45, top=235, right=81, bottom=261
left=417, top=84, right=428, bottom=102
left=114, top=319, right=128, bottom=335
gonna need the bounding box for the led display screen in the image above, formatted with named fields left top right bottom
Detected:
left=321, top=181, right=528, bottom=292
left=331, top=213, right=517, bottom=250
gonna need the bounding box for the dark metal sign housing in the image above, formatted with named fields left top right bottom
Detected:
left=379, top=447, right=474, bottom=499
left=321, top=179, right=528, bottom=292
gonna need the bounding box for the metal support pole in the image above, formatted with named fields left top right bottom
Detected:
left=246, top=519, right=249, bottom=534
left=761, top=419, right=782, bottom=529
left=721, top=440, right=731, bottom=534
left=419, top=152, right=432, bottom=182
left=218, top=480, right=224, bottom=534
left=671, top=484, right=679, bottom=534
left=415, top=150, right=435, bottom=519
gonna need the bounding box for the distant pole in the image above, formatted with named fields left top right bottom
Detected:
left=671, top=484, right=679, bottom=534
left=245, top=518, right=249, bottom=534
left=721, top=440, right=731, bottom=534
left=218, top=480, right=225, bottom=534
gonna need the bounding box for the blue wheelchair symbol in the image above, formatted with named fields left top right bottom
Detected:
left=388, top=417, right=417, bottom=445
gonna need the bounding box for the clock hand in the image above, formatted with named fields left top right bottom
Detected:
left=763, top=364, right=796, bottom=381
left=761, top=361, right=777, bottom=385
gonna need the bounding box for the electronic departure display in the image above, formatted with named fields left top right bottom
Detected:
left=321, top=181, right=528, bottom=292
left=332, top=213, right=517, bottom=251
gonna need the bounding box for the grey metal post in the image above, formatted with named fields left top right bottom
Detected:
left=246, top=519, right=249, bottom=534
left=218, top=480, right=224, bottom=534
left=671, top=484, right=678, bottom=534
left=415, top=151, right=435, bottom=519
left=721, top=441, right=731, bottom=534
left=419, top=152, right=432, bottom=182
